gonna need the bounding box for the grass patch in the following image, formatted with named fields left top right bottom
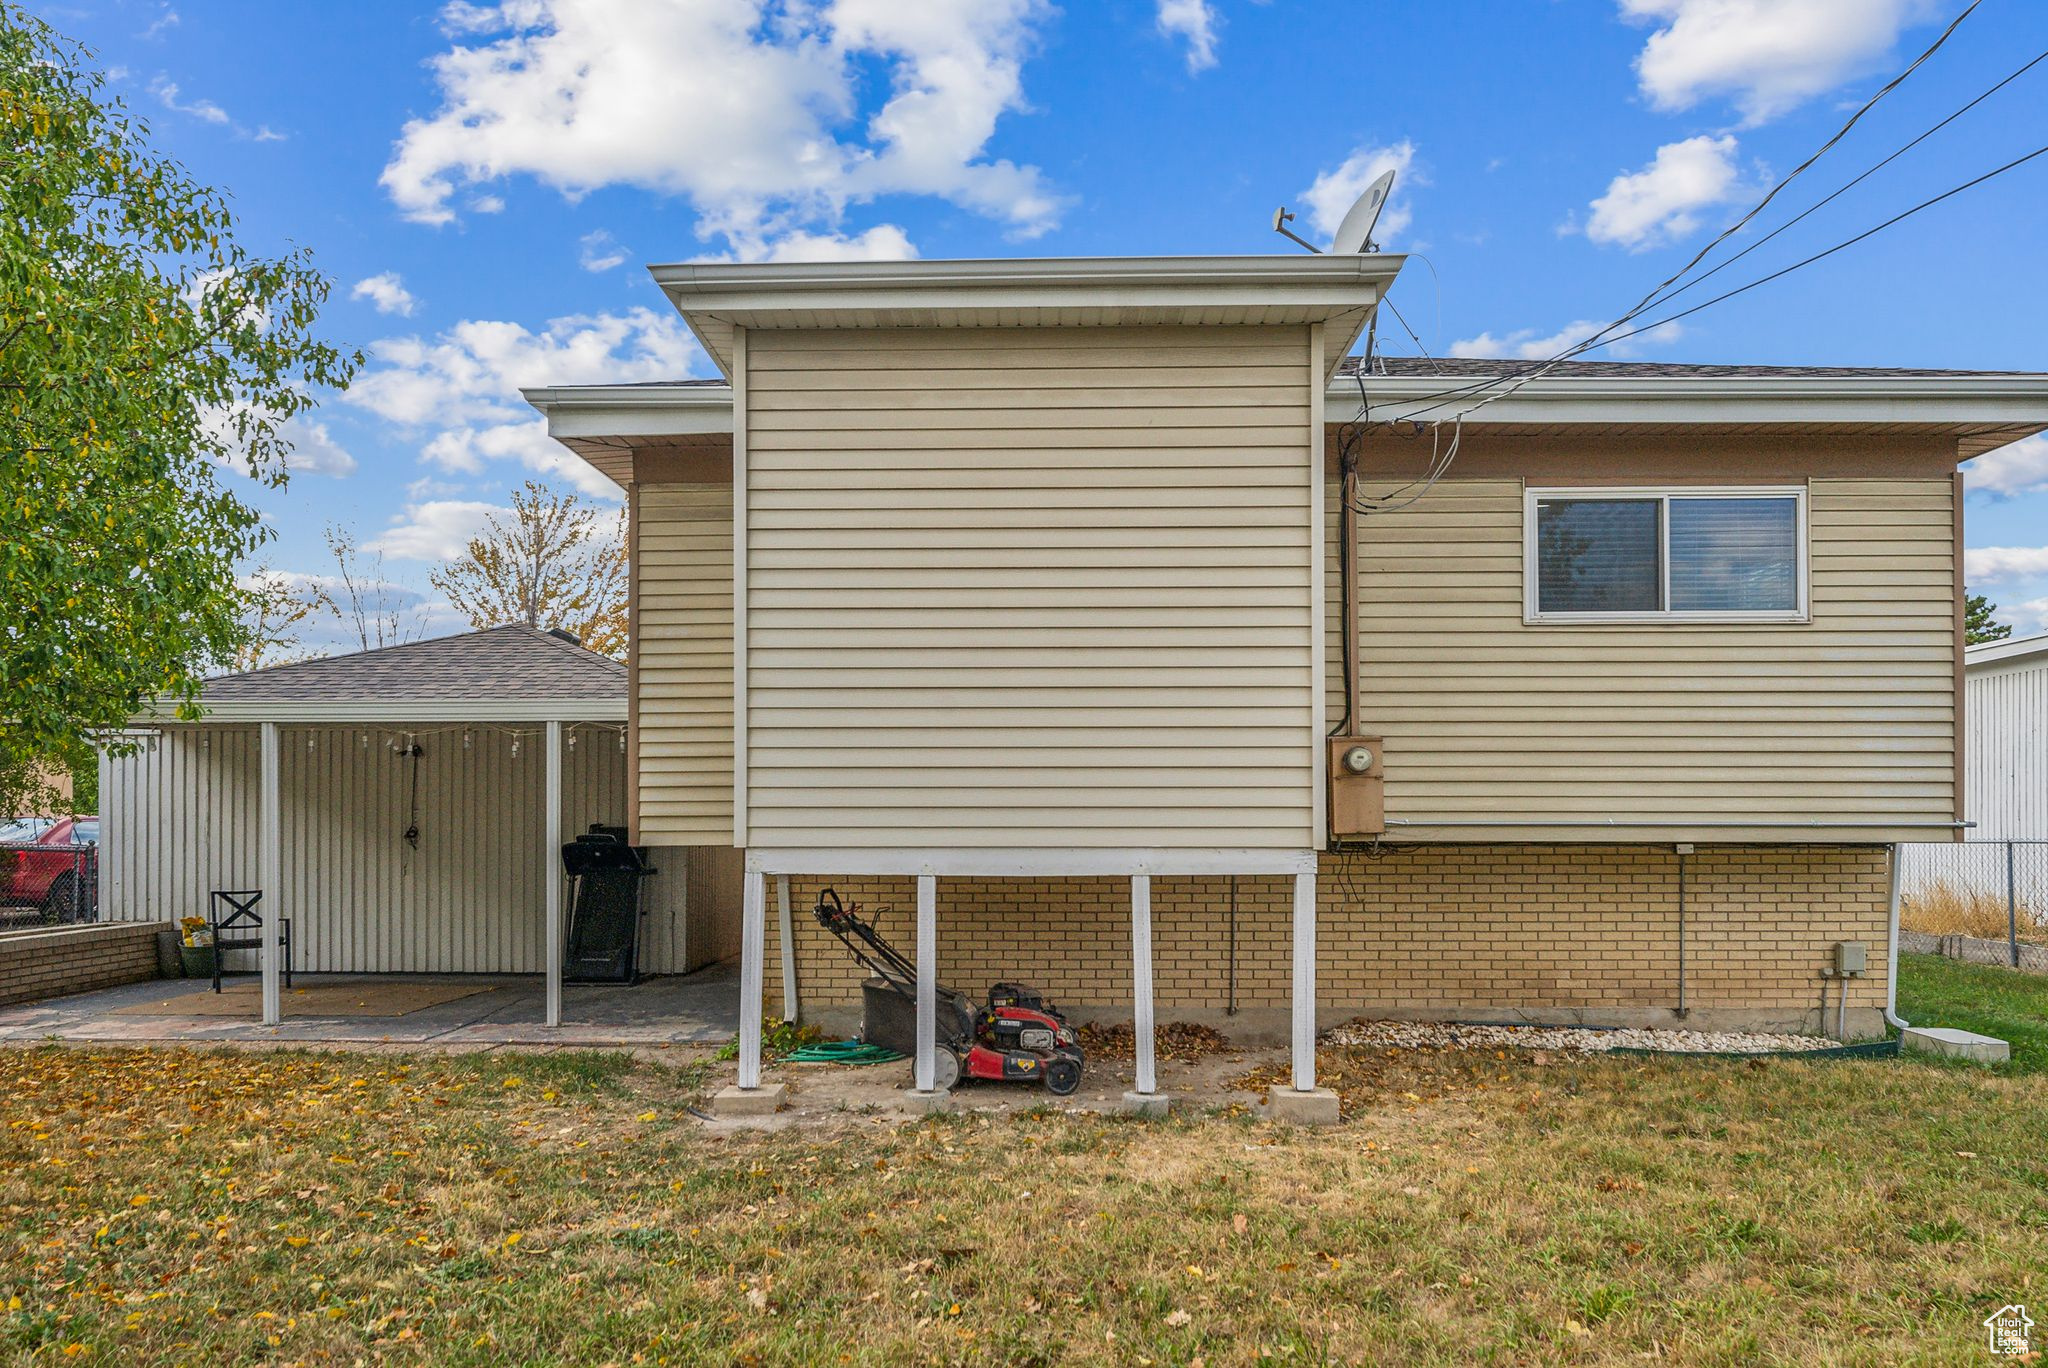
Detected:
left=1899, top=951, right=2048, bottom=1073
left=3, top=1042, right=2045, bottom=1363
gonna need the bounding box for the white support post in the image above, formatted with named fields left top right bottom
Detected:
left=1291, top=869, right=1317, bottom=1092
left=738, top=868, right=766, bottom=1089
left=775, top=875, right=798, bottom=1022
left=1131, top=874, right=1156, bottom=1096
left=914, top=873, right=937, bottom=1093
left=544, top=720, right=563, bottom=1029
left=258, top=722, right=281, bottom=1028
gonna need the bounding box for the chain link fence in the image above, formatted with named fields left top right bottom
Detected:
left=1897, top=838, right=2048, bottom=969
left=0, top=838, right=99, bottom=928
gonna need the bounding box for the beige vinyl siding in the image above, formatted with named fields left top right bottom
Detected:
left=741, top=324, right=1319, bottom=850
left=1337, top=476, right=1957, bottom=840
left=99, top=723, right=657, bottom=972
left=636, top=484, right=736, bottom=844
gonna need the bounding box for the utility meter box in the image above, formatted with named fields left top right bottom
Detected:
left=1834, top=941, right=1867, bottom=977
left=1327, top=736, right=1385, bottom=838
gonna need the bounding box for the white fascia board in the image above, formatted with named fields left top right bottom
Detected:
left=523, top=372, right=2048, bottom=442
left=134, top=700, right=627, bottom=725
left=650, top=253, right=1405, bottom=300
left=1966, top=630, right=2048, bottom=669
left=1339, top=373, right=2048, bottom=426
left=522, top=383, right=735, bottom=438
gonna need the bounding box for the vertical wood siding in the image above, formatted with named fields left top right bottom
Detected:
left=636, top=484, right=737, bottom=844
left=739, top=324, right=1320, bottom=850
left=1340, top=475, right=1958, bottom=840
left=101, top=723, right=650, bottom=973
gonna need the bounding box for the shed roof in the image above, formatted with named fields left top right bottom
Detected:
left=152, top=625, right=626, bottom=724
left=1967, top=631, right=2048, bottom=670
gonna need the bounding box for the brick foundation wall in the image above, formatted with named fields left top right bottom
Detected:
left=0, top=922, right=168, bottom=1008
left=763, top=846, right=1890, bottom=1036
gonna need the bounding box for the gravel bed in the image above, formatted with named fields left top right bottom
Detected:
left=1321, top=1018, right=1842, bottom=1055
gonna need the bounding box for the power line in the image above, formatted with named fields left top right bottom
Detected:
left=1585, top=139, right=2048, bottom=356
left=1354, top=0, right=1991, bottom=428
left=1633, top=44, right=2048, bottom=325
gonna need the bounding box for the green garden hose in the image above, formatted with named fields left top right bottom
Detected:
left=786, top=1040, right=906, bottom=1066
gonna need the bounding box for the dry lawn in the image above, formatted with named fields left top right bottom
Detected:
left=1901, top=877, right=2046, bottom=943
left=3, top=1041, right=2045, bottom=1365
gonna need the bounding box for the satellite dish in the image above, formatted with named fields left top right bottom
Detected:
left=1330, top=169, right=1396, bottom=253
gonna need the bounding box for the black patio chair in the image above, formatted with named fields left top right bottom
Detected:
left=207, top=889, right=292, bottom=994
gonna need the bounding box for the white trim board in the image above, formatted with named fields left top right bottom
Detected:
left=523, top=373, right=2048, bottom=440
left=745, top=849, right=1319, bottom=878
left=137, top=701, right=627, bottom=724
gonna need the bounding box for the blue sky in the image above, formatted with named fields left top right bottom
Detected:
left=35, top=0, right=2048, bottom=647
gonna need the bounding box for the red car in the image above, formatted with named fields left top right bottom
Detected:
left=4, top=816, right=98, bottom=922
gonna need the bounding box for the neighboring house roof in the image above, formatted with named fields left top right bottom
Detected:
left=1967, top=631, right=2048, bottom=669
left=146, top=625, right=626, bottom=724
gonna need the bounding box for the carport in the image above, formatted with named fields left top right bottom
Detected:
left=102, top=626, right=709, bottom=1027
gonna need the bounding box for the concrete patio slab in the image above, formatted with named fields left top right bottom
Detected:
left=0, top=962, right=740, bottom=1048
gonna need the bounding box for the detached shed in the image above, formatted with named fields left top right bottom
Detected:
left=102, top=626, right=735, bottom=1021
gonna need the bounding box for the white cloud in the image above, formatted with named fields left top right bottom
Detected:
left=1584, top=134, right=1743, bottom=250
left=1156, top=0, right=1219, bottom=73
left=149, top=73, right=287, bottom=141
left=366, top=500, right=511, bottom=562
left=469, top=194, right=507, bottom=214
left=1300, top=141, right=1418, bottom=247
left=344, top=307, right=698, bottom=497
left=282, top=417, right=358, bottom=478
left=579, top=229, right=629, bottom=273
left=1450, top=319, right=1684, bottom=362
left=350, top=272, right=418, bottom=316
left=2008, top=596, right=2048, bottom=635
left=380, top=0, right=1063, bottom=245
left=203, top=404, right=356, bottom=479
left=723, top=224, right=920, bottom=263
left=1964, top=435, right=2048, bottom=498
left=1965, top=546, right=2048, bottom=585
left=1622, top=0, right=1937, bottom=126
left=148, top=75, right=229, bottom=124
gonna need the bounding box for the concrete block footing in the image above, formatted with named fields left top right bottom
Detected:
left=1265, top=1087, right=1341, bottom=1125
left=899, top=1088, right=953, bottom=1115
left=1901, top=1027, right=2010, bottom=1064
left=708, top=1083, right=787, bottom=1117
left=1120, top=1091, right=1170, bottom=1119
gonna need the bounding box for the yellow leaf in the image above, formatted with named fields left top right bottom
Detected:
left=503, top=1232, right=523, bottom=1247
left=502, top=1076, right=523, bottom=1089
left=637, top=1111, right=658, bottom=1123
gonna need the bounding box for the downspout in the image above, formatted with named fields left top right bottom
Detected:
left=1884, top=842, right=1910, bottom=1031
left=1673, top=845, right=1689, bottom=1020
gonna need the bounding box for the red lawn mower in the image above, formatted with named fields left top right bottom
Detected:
left=811, top=888, right=1084, bottom=1096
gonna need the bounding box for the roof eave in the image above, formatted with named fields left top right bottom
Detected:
left=1347, top=373, right=2048, bottom=426
left=1966, top=631, right=2048, bottom=669
left=522, top=372, right=2048, bottom=442
left=135, top=699, right=628, bottom=725
left=647, top=253, right=1405, bottom=377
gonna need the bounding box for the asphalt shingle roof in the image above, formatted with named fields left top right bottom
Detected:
left=1341, top=356, right=2045, bottom=379
left=202, top=625, right=624, bottom=703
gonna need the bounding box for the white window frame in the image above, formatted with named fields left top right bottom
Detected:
left=1522, top=485, right=1810, bottom=625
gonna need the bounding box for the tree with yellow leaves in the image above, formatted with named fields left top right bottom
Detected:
left=429, top=482, right=627, bottom=658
